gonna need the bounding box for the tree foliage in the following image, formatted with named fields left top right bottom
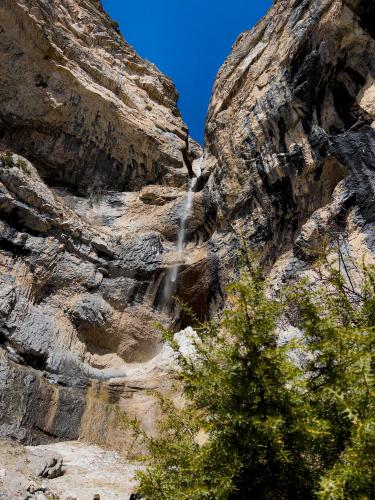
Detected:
left=135, top=249, right=375, bottom=499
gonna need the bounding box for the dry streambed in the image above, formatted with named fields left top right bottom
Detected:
left=0, top=440, right=141, bottom=500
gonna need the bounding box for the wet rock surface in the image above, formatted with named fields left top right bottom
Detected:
left=0, top=148, right=206, bottom=447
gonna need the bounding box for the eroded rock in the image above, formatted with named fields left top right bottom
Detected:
left=204, top=0, right=375, bottom=287
left=0, top=0, right=204, bottom=449
left=0, top=0, right=192, bottom=192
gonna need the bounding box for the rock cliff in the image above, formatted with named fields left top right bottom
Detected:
left=0, top=0, right=374, bottom=495
left=0, top=0, right=209, bottom=451
left=205, top=0, right=375, bottom=287
left=0, top=0, right=193, bottom=189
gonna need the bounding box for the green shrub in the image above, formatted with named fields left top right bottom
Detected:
left=1, top=151, right=31, bottom=174
left=17, top=158, right=30, bottom=175
left=293, top=259, right=375, bottom=499
left=135, top=249, right=375, bottom=499
left=2, top=150, right=15, bottom=168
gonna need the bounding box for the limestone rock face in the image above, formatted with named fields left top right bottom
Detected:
left=205, top=0, right=375, bottom=285
left=0, top=0, right=209, bottom=449
left=0, top=149, right=207, bottom=447
left=0, top=0, right=191, bottom=191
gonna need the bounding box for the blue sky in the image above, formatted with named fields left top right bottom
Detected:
left=101, top=0, right=272, bottom=144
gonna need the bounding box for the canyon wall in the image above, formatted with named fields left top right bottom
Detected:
left=0, top=0, right=194, bottom=189
left=0, top=0, right=210, bottom=450
left=204, top=0, right=375, bottom=288
left=0, top=0, right=374, bottom=462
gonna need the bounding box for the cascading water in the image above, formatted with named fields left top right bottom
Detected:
left=162, top=158, right=202, bottom=309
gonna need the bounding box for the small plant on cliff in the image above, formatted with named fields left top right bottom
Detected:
left=1, top=151, right=30, bottom=174
left=17, top=158, right=30, bottom=175
left=2, top=150, right=15, bottom=168
left=135, top=248, right=374, bottom=499
left=109, top=19, right=120, bottom=34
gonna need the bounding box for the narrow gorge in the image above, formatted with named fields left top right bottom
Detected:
left=0, top=0, right=374, bottom=498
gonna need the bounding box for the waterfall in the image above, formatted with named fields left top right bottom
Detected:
left=162, top=158, right=202, bottom=308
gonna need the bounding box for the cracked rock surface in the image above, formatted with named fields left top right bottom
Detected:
left=204, top=0, right=375, bottom=288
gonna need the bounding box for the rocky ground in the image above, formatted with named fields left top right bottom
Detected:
left=0, top=439, right=141, bottom=499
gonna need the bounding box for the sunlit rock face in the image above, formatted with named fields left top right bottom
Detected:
left=0, top=0, right=375, bottom=469
left=205, top=0, right=375, bottom=287
left=0, top=0, right=211, bottom=449
left=0, top=0, right=192, bottom=191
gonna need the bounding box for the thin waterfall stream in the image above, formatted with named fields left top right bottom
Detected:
left=162, top=159, right=202, bottom=309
